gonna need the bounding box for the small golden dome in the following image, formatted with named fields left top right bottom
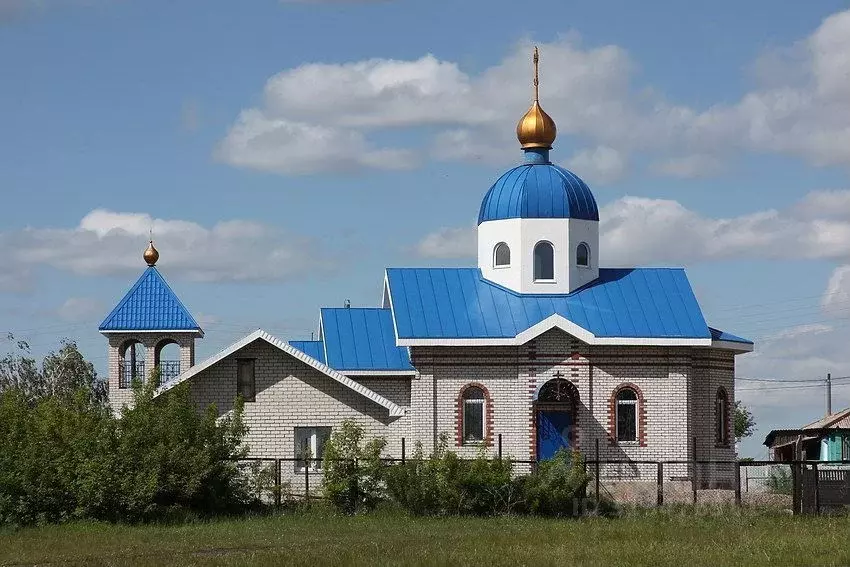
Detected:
left=143, top=240, right=159, bottom=266
left=516, top=46, right=557, bottom=150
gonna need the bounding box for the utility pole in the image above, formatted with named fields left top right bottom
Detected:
left=826, top=373, right=832, bottom=416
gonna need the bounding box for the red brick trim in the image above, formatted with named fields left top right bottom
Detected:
left=715, top=386, right=732, bottom=448
left=608, top=383, right=647, bottom=447
left=456, top=383, right=493, bottom=447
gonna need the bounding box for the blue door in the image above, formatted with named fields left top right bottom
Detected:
left=537, top=410, right=571, bottom=460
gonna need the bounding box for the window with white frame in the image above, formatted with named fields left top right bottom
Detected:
left=616, top=388, right=638, bottom=442
left=533, top=241, right=555, bottom=281
left=843, top=435, right=850, bottom=460
left=295, top=427, right=331, bottom=471
left=462, top=386, right=486, bottom=444
left=715, top=389, right=728, bottom=445
left=494, top=242, right=511, bottom=267
left=236, top=358, right=256, bottom=402
left=576, top=242, right=590, bottom=267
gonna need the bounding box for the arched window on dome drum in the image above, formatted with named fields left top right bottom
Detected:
left=494, top=242, right=511, bottom=267
left=616, top=388, right=638, bottom=442
left=534, top=241, right=555, bottom=281
left=576, top=242, right=590, bottom=267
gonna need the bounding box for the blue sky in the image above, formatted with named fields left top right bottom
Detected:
left=2, top=0, right=850, bottom=457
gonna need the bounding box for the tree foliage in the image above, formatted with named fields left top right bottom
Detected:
left=734, top=401, right=756, bottom=440
left=0, top=334, right=106, bottom=405
left=0, top=340, right=253, bottom=526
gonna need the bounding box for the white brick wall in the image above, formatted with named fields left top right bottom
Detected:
left=115, top=329, right=739, bottom=486
left=105, top=331, right=197, bottom=414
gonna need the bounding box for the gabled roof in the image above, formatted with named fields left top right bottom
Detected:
left=803, top=408, right=850, bottom=430
left=384, top=267, right=743, bottom=348
left=99, top=267, right=202, bottom=334
left=158, top=330, right=405, bottom=417
left=318, top=308, right=414, bottom=374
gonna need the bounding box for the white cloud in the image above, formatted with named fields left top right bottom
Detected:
left=219, top=10, right=850, bottom=176
left=56, top=297, right=104, bottom=322
left=649, top=154, right=723, bottom=179
left=0, top=209, right=330, bottom=289
left=416, top=226, right=476, bottom=259
left=821, top=265, right=850, bottom=312
left=565, top=146, right=626, bottom=185
left=416, top=189, right=850, bottom=264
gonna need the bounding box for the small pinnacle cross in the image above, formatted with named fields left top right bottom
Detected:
left=553, top=370, right=564, bottom=379
left=533, top=46, right=539, bottom=102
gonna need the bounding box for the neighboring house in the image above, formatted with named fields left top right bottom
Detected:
left=764, top=408, right=850, bottom=462
left=99, top=50, right=753, bottom=488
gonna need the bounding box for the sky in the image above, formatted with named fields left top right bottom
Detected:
left=2, top=0, right=850, bottom=458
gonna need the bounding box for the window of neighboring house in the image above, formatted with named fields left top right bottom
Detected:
left=295, top=427, right=331, bottom=471
left=236, top=358, right=256, bottom=402
left=616, top=388, right=638, bottom=443
left=842, top=435, right=850, bottom=461
left=462, top=386, right=486, bottom=444
left=494, top=242, right=511, bottom=267
left=576, top=242, right=590, bottom=267
left=715, top=388, right=729, bottom=445
left=533, top=241, right=555, bottom=281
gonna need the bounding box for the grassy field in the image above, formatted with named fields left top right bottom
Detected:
left=1, top=508, right=849, bottom=567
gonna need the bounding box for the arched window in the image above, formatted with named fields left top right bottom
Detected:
left=576, top=242, right=590, bottom=267
left=118, top=339, right=146, bottom=389
left=461, top=386, right=486, bottom=444
left=154, top=339, right=181, bottom=384
left=616, top=388, right=638, bottom=442
left=493, top=242, right=511, bottom=267
left=715, top=388, right=729, bottom=445
left=533, top=241, right=555, bottom=281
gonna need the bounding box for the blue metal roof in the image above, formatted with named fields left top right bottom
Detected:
left=99, top=267, right=201, bottom=332
left=709, top=327, right=753, bottom=345
left=386, top=267, right=719, bottom=340
left=320, top=308, right=414, bottom=371
left=288, top=340, right=326, bottom=364
left=478, top=163, right=599, bottom=224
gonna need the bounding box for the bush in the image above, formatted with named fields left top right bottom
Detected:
left=385, top=435, right=517, bottom=516
left=0, top=388, right=117, bottom=525
left=514, top=449, right=591, bottom=517
left=0, top=370, right=252, bottom=526
left=321, top=420, right=387, bottom=514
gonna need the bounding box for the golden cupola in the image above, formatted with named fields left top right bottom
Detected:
left=516, top=46, right=557, bottom=150
left=143, top=240, right=159, bottom=267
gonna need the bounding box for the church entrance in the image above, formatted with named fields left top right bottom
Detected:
left=535, top=377, right=579, bottom=461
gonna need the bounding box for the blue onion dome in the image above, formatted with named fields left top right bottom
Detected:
left=478, top=149, right=599, bottom=224
left=478, top=47, right=599, bottom=225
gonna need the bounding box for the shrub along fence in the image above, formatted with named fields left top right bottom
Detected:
left=237, top=434, right=850, bottom=516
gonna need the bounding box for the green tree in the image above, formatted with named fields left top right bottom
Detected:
left=0, top=335, right=106, bottom=405
left=734, top=400, right=756, bottom=440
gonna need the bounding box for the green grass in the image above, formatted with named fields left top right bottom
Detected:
left=1, top=507, right=849, bottom=567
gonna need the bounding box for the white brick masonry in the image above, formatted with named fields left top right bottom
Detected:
left=114, top=328, right=739, bottom=487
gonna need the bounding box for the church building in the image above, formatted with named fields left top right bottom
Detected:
left=99, top=49, right=753, bottom=488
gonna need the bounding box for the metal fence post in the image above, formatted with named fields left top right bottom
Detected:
left=734, top=462, right=741, bottom=507
left=813, top=462, right=820, bottom=516
left=594, top=439, right=600, bottom=499
left=304, top=459, right=310, bottom=502
left=657, top=462, right=664, bottom=507
left=691, top=436, right=698, bottom=504
left=401, top=437, right=406, bottom=464
left=498, top=434, right=503, bottom=460
left=791, top=463, right=800, bottom=515
left=275, top=459, right=282, bottom=507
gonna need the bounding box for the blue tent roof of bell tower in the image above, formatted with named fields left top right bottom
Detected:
left=98, top=267, right=202, bottom=332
